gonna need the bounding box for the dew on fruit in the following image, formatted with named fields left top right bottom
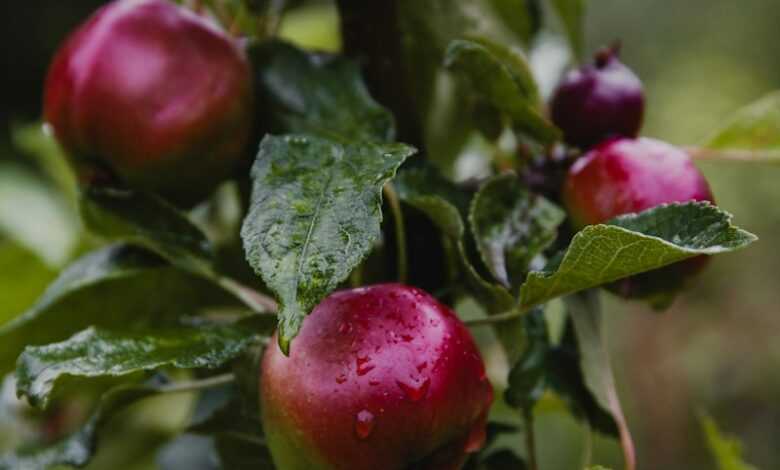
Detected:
left=356, top=356, right=375, bottom=376
left=396, top=377, right=430, bottom=402
left=336, top=374, right=347, bottom=384
left=338, top=322, right=353, bottom=334
left=354, top=410, right=375, bottom=439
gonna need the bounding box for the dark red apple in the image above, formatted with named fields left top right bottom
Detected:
left=563, top=137, right=715, bottom=301
left=260, top=284, right=493, bottom=470
left=44, top=0, right=253, bottom=204
left=551, top=45, right=644, bottom=150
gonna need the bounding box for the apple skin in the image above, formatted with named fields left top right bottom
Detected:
left=44, top=0, right=253, bottom=205
left=562, top=137, right=715, bottom=301
left=260, top=284, right=493, bottom=470
left=551, top=47, right=644, bottom=150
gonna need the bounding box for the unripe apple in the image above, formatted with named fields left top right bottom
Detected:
left=563, top=137, right=715, bottom=301
left=261, top=284, right=493, bottom=470
left=551, top=45, right=644, bottom=150
left=44, top=0, right=253, bottom=205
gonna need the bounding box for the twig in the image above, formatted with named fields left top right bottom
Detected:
left=383, top=183, right=408, bottom=284
left=216, top=276, right=279, bottom=314
left=685, top=146, right=780, bottom=163
left=159, top=373, right=236, bottom=394
left=464, top=308, right=525, bottom=327
left=524, top=408, right=539, bottom=470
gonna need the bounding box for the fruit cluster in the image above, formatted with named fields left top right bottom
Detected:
left=549, top=46, right=715, bottom=302
left=40, top=1, right=722, bottom=469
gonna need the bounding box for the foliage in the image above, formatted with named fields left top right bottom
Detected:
left=0, top=0, right=770, bottom=468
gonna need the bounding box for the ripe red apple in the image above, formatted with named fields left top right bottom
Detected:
left=551, top=45, right=644, bottom=150
left=44, top=0, right=253, bottom=205
left=563, top=137, right=715, bottom=301
left=261, top=284, right=493, bottom=470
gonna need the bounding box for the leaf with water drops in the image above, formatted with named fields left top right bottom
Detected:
left=242, top=135, right=414, bottom=352
left=250, top=40, right=397, bottom=142
left=469, top=173, right=565, bottom=289
left=518, top=202, right=756, bottom=311
left=0, top=244, right=238, bottom=375
left=80, top=186, right=215, bottom=275
left=16, top=324, right=260, bottom=409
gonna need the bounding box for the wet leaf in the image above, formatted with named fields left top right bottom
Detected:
left=17, top=325, right=259, bottom=409
left=469, top=173, right=565, bottom=288
left=519, top=202, right=756, bottom=310
left=0, top=245, right=238, bottom=375
left=242, top=135, right=413, bottom=352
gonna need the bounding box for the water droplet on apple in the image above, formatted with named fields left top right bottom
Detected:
left=396, top=377, right=431, bottom=402
left=355, top=410, right=375, bottom=439
left=356, top=356, right=375, bottom=376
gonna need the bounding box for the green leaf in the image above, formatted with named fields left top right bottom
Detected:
left=11, top=122, right=79, bottom=205
left=444, top=38, right=560, bottom=143
left=504, top=308, right=550, bottom=410
left=549, top=0, right=586, bottom=59
left=469, top=173, right=565, bottom=288
left=567, top=291, right=635, bottom=470
left=504, top=308, right=618, bottom=436
left=699, top=413, right=759, bottom=470
left=80, top=186, right=214, bottom=275
left=0, top=380, right=169, bottom=470
left=0, top=241, right=56, bottom=327
left=487, top=0, right=541, bottom=44
left=394, top=168, right=525, bottom=361
left=17, top=325, right=258, bottom=409
left=0, top=163, right=79, bottom=267
left=394, top=168, right=514, bottom=311
left=519, top=202, right=757, bottom=311
left=0, top=245, right=238, bottom=375
left=700, top=90, right=780, bottom=163
left=1, top=374, right=216, bottom=469
left=250, top=40, right=396, bottom=142
left=241, top=135, right=414, bottom=352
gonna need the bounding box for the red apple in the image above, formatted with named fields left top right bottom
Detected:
left=261, top=284, right=493, bottom=470
left=44, top=0, right=253, bottom=205
left=563, top=137, right=715, bottom=301
left=551, top=45, right=644, bottom=150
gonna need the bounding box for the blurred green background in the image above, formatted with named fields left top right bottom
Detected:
left=0, top=1, right=778, bottom=469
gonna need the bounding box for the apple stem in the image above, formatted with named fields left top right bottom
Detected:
left=523, top=408, right=539, bottom=470
left=384, top=183, right=408, bottom=284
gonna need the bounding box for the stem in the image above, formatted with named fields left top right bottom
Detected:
left=264, top=0, right=287, bottom=37
left=464, top=308, right=525, bottom=327
left=685, top=146, right=779, bottom=163
left=191, top=0, right=204, bottom=13
left=383, top=183, right=408, bottom=284
left=159, top=373, right=235, bottom=394
left=349, top=265, right=364, bottom=288
left=580, top=419, right=593, bottom=469
left=523, top=408, right=539, bottom=470
left=216, top=276, right=278, bottom=314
